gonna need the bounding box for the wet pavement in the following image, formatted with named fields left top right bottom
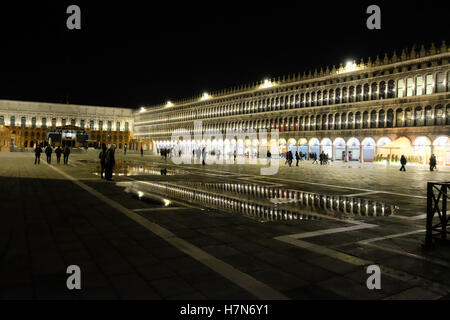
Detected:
left=1, top=151, right=449, bottom=300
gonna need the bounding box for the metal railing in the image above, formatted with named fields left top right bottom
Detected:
left=426, top=181, right=450, bottom=246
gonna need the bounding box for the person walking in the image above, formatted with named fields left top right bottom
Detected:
left=99, top=143, right=107, bottom=179
left=202, top=147, right=206, bottom=166
left=295, top=151, right=300, bottom=166
left=55, top=146, right=62, bottom=164
left=429, top=154, right=437, bottom=171
left=104, top=145, right=116, bottom=181
left=233, top=150, right=237, bottom=162
left=45, top=145, right=53, bottom=164
left=312, top=153, right=318, bottom=164
left=34, top=144, right=42, bottom=165
left=399, top=155, right=407, bottom=171
left=267, top=150, right=271, bottom=165
left=63, top=145, right=71, bottom=165
left=124, top=144, right=127, bottom=155
left=140, top=146, right=144, bottom=157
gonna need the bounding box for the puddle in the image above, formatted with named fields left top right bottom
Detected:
left=92, top=160, right=186, bottom=176
left=117, top=180, right=398, bottom=222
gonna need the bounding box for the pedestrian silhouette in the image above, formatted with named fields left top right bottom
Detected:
left=99, top=143, right=107, bottom=179
left=399, top=155, right=407, bottom=171
left=34, top=145, right=42, bottom=165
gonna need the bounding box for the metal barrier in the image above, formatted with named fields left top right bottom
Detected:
left=425, top=181, right=450, bottom=246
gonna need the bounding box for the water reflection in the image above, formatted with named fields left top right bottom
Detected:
left=93, top=161, right=184, bottom=176
left=119, top=180, right=397, bottom=222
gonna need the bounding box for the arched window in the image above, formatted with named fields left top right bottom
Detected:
left=348, top=112, right=354, bottom=129
left=355, top=112, right=361, bottom=129
left=379, top=81, right=386, bottom=99
left=335, top=88, right=341, bottom=104
left=436, top=73, right=445, bottom=93
left=386, top=109, right=394, bottom=128
left=322, top=114, right=327, bottom=130
left=315, top=115, right=321, bottom=131
left=405, top=108, right=413, bottom=127
left=328, top=89, right=334, bottom=105
left=387, top=80, right=395, bottom=98
left=370, top=110, right=377, bottom=128
left=323, top=90, right=328, bottom=106
left=342, top=87, right=347, bottom=103
left=363, top=111, right=369, bottom=128
left=415, top=107, right=424, bottom=126
left=363, top=84, right=369, bottom=101
left=378, top=110, right=385, bottom=128
left=435, top=105, right=444, bottom=125
left=341, top=112, right=347, bottom=129
left=371, top=83, right=378, bottom=100
left=349, top=86, right=355, bottom=102
left=396, top=109, right=404, bottom=127
left=356, top=85, right=362, bottom=102
left=334, top=113, right=339, bottom=130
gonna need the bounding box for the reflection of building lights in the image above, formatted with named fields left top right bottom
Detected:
left=140, top=107, right=146, bottom=113
left=166, top=101, right=173, bottom=107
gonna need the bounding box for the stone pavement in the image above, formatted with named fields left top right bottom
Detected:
left=0, top=151, right=449, bottom=300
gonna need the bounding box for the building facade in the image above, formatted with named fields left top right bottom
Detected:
left=0, top=100, right=135, bottom=151
left=134, top=42, right=450, bottom=166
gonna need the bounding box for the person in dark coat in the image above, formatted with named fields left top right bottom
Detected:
left=429, top=154, right=437, bottom=171
left=34, top=145, right=42, bottom=164
left=400, top=155, right=407, bottom=171
left=63, top=146, right=71, bottom=165
left=55, top=146, right=62, bottom=164
left=45, top=145, right=53, bottom=164
left=140, top=146, right=144, bottom=157
left=104, top=145, right=116, bottom=181
left=124, top=144, right=127, bottom=155
left=99, top=143, right=107, bottom=179
left=202, top=147, right=206, bottom=165
left=295, top=151, right=300, bottom=166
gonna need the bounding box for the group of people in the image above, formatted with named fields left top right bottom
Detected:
left=99, top=143, right=116, bottom=181
left=34, top=145, right=71, bottom=165
left=282, top=150, right=329, bottom=167
left=398, top=154, right=438, bottom=172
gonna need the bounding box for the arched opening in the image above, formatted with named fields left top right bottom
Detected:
left=321, top=138, right=332, bottom=158
left=347, top=137, right=360, bottom=161
left=334, top=138, right=346, bottom=161
left=288, top=138, right=297, bottom=154
left=433, top=136, right=449, bottom=166
left=361, top=137, right=376, bottom=162
left=413, top=136, right=432, bottom=165
left=309, top=138, right=320, bottom=159
left=298, top=138, right=308, bottom=158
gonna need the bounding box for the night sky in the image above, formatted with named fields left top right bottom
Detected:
left=0, top=1, right=447, bottom=109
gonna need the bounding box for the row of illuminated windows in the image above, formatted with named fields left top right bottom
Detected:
left=145, top=105, right=450, bottom=136
left=0, top=116, right=130, bottom=131
left=143, top=71, right=450, bottom=125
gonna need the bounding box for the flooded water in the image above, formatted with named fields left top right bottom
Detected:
left=118, top=179, right=398, bottom=222
left=92, top=160, right=186, bottom=176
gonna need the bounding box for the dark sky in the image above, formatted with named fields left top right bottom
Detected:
left=0, top=1, right=447, bottom=109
